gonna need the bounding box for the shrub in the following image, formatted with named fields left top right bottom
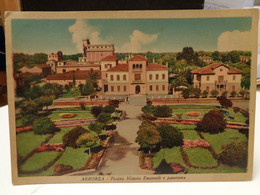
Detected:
left=33, top=117, right=56, bottom=135
left=146, top=100, right=152, bottom=106
left=230, top=91, right=237, bottom=97
left=62, top=126, right=89, bottom=148
left=154, top=105, right=172, bottom=117
left=210, top=90, right=219, bottom=98
left=201, top=90, right=208, bottom=98
left=182, top=88, right=191, bottom=99
left=192, top=88, right=201, bottom=98
left=76, top=133, right=99, bottom=150
left=195, top=109, right=226, bottom=134
left=141, top=113, right=157, bottom=121
left=88, top=122, right=104, bottom=135
left=21, top=114, right=37, bottom=126
left=157, top=123, right=184, bottom=148
left=103, top=105, right=116, bottom=113
left=217, top=96, right=233, bottom=108
left=80, top=103, right=86, bottom=110
left=20, top=100, right=39, bottom=115
left=91, top=106, right=103, bottom=118
left=97, top=113, right=112, bottom=124
left=233, top=107, right=240, bottom=113
left=142, top=105, right=155, bottom=114
left=218, top=142, right=247, bottom=168
left=108, top=99, right=120, bottom=108
left=221, top=90, right=229, bottom=97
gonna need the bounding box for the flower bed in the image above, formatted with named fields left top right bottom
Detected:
left=186, top=112, right=200, bottom=117
left=183, top=139, right=210, bottom=149
left=59, top=113, right=76, bottom=118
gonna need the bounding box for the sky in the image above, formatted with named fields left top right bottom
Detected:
left=11, top=17, right=252, bottom=55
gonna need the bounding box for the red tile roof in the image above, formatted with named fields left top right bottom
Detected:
left=192, top=63, right=243, bottom=75
left=46, top=70, right=100, bottom=80
left=100, top=55, right=117, bottom=61
left=107, top=64, right=129, bottom=72
left=147, top=63, right=168, bottom=71
left=129, top=55, right=147, bottom=61
left=36, top=64, right=51, bottom=69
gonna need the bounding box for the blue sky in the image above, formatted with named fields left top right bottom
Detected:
left=12, top=17, right=252, bottom=55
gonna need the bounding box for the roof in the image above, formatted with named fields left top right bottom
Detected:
left=46, top=70, right=101, bottom=80
left=129, top=55, right=147, bottom=61
left=147, top=63, right=168, bottom=71
left=36, top=64, right=51, bottom=69
left=192, top=63, right=243, bottom=75
left=107, top=64, right=129, bottom=72
left=100, top=55, right=117, bottom=61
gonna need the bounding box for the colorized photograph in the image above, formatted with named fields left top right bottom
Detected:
left=5, top=10, right=258, bottom=184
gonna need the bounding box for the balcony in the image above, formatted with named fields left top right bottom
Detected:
left=215, top=80, right=227, bottom=85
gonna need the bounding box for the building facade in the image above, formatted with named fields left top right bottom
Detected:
left=106, top=55, right=169, bottom=95
left=192, top=63, right=243, bottom=94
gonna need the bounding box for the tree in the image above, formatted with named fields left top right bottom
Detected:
left=227, top=51, right=240, bottom=63
left=21, top=114, right=37, bottom=126
left=217, top=96, right=233, bottom=108
left=211, top=51, right=220, bottom=61
left=27, top=85, right=43, bottom=100
left=88, top=122, right=104, bottom=135
left=157, top=123, right=184, bottom=148
left=201, top=90, right=208, bottom=98
left=221, top=90, right=228, bottom=97
left=210, top=89, right=219, bottom=98
left=62, top=126, right=89, bottom=148
left=196, top=109, right=226, bottom=134
left=103, top=105, right=116, bottom=114
left=20, top=100, right=39, bottom=115
left=155, top=159, right=173, bottom=174
left=33, top=117, right=56, bottom=135
left=97, top=113, right=112, bottom=124
left=142, top=105, right=155, bottom=114
left=35, top=96, right=53, bottom=111
left=153, top=105, right=172, bottom=117
left=88, top=70, right=99, bottom=89
left=176, top=47, right=198, bottom=65
left=182, top=88, right=192, bottom=99
left=218, top=142, right=247, bottom=168
left=135, top=123, right=161, bottom=153
left=230, top=91, right=237, bottom=97
left=76, top=133, right=100, bottom=153
left=192, top=88, right=201, bottom=98
left=91, top=106, right=103, bottom=118
left=83, top=78, right=95, bottom=96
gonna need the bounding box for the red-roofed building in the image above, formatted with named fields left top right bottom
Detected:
left=105, top=55, right=169, bottom=95
left=18, top=64, right=51, bottom=77
left=192, top=63, right=243, bottom=95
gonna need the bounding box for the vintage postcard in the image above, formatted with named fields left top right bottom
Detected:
left=5, top=9, right=258, bottom=185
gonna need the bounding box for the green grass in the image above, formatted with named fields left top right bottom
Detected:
left=48, top=110, right=93, bottom=121
left=171, top=124, right=197, bottom=130
left=16, top=118, right=23, bottom=127
left=181, top=130, right=201, bottom=140
left=185, top=148, right=218, bottom=167
left=202, top=129, right=248, bottom=154
left=169, top=105, right=218, bottom=109
left=17, top=131, right=49, bottom=158
left=221, top=108, right=248, bottom=123
left=153, top=147, right=186, bottom=168
left=20, top=151, right=60, bottom=172
left=187, top=165, right=247, bottom=174
left=48, top=125, right=90, bottom=144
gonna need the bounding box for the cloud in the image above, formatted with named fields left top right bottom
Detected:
left=120, top=30, right=159, bottom=52
left=218, top=30, right=253, bottom=52
left=68, top=19, right=106, bottom=52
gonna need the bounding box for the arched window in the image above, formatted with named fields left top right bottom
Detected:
left=140, top=64, right=142, bottom=68
left=133, top=64, right=136, bottom=69
left=136, top=64, right=139, bottom=68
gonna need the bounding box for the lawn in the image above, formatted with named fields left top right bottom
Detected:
left=202, top=129, right=248, bottom=154
left=48, top=109, right=93, bottom=121
left=181, top=130, right=201, bottom=140
left=16, top=131, right=49, bottom=158
left=185, top=148, right=218, bottom=167
left=153, top=147, right=186, bottom=168
left=187, top=165, right=247, bottom=174
left=20, top=151, right=60, bottom=172
left=16, top=118, right=23, bottom=127
left=171, top=124, right=197, bottom=130
left=48, top=125, right=89, bottom=144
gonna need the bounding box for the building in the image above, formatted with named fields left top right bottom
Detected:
left=199, top=56, right=213, bottom=63
left=239, top=56, right=250, bottom=63
left=192, top=63, right=243, bottom=94
left=106, top=55, right=169, bottom=95
left=18, top=64, right=52, bottom=77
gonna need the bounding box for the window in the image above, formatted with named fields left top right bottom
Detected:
left=123, top=75, right=127, bottom=80
left=206, top=86, right=209, bottom=92
left=63, top=69, right=66, bottom=73
left=156, top=85, right=159, bottom=91
left=111, top=86, right=114, bottom=92
left=124, top=86, right=127, bottom=91
left=149, top=74, right=152, bottom=80
left=105, top=64, right=108, bottom=68
left=156, top=74, right=159, bottom=80
left=162, top=85, right=165, bottom=91
left=140, top=64, right=142, bottom=68
left=233, top=75, right=236, bottom=81
left=207, top=76, right=210, bottom=81
left=133, top=64, right=136, bottom=69
left=136, top=64, right=139, bottom=68
left=117, top=86, right=120, bottom=91
left=162, top=74, right=165, bottom=80
left=150, top=85, right=153, bottom=91
left=117, top=75, right=120, bottom=81
left=135, top=74, right=141, bottom=81
left=220, top=69, right=223, bottom=72
left=110, top=75, right=114, bottom=81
